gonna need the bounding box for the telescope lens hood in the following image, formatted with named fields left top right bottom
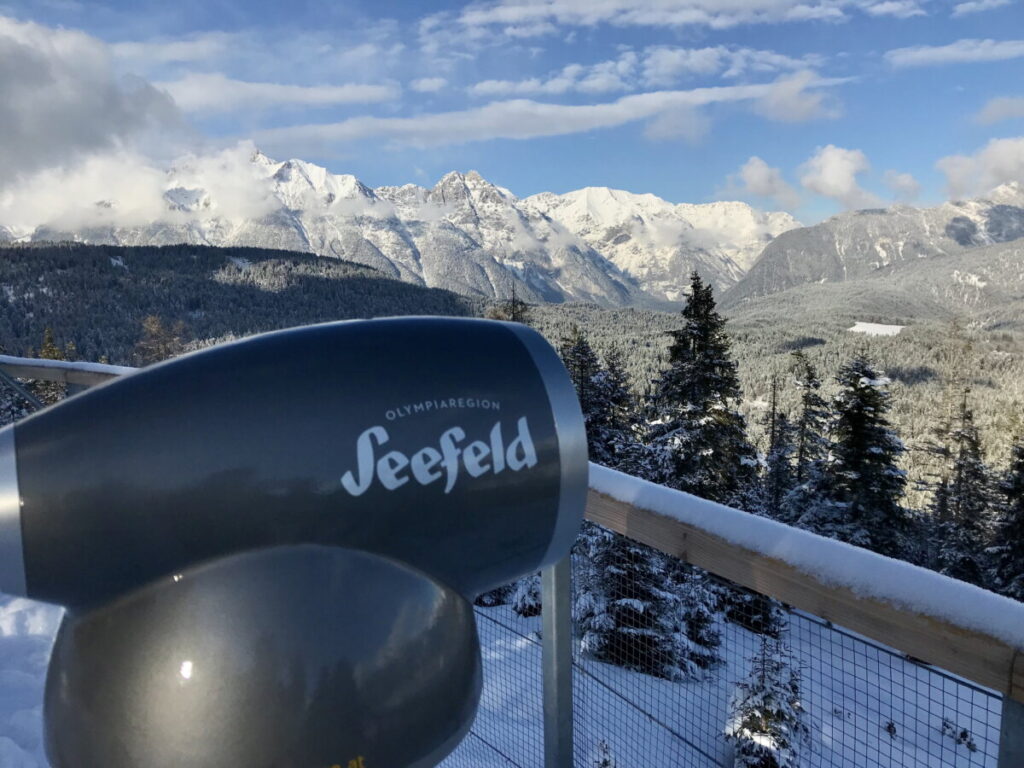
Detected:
left=44, top=545, right=481, bottom=768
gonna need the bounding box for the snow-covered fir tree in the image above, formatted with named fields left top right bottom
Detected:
left=133, top=315, right=184, bottom=366
left=780, top=352, right=830, bottom=526
left=761, top=377, right=796, bottom=520
left=674, top=567, right=723, bottom=671
left=592, top=739, right=616, bottom=768
left=647, top=271, right=756, bottom=505
left=559, top=326, right=640, bottom=468
left=799, top=354, right=910, bottom=559
left=989, top=437, right=1024, bottom=601
left=28, top=327, right=75, bottom=405
left=789, top=352, right=829, bottom=486
left=511, top=572, right=542, bottom=617
left=574, top=524, right=718, bottom=680
left=725, top=636, right=810, bottom=768
left=933, top=393, right=994, bottom=587
left=724, top=587, right=786, bottom=638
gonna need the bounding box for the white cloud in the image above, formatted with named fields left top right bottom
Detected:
left=975, top=96, right=1024, bottom=124
left=468, top=52, right=636, bottom=96
left=862, top=0, right=926, bottom=17
left=0, top=15, right=180, bottom=184
left=157, top=73, right=400, bottom=113
left=732, top=156, right=801, bottom=209
left=799, top=144, right=880, bottom=208
left=410, top=77, right=447, bottom=92
left=885, top=38, right=1024, bottom=68
left=641, top=45, right=824, bottom=85
left=642, top=106, right=711, bottom=143
left=937, top=137, right=1024, bottom=197
left=256, top=73, right=844, bottom=151
left=642, top=47, right=725, bottom=84
left=0, top=141, right=282, bottom=234
left=951, top=0, right=1011, bottom=16
left=110, top=32, right=234, bottom=63
left=456, top=0, right=856, bottom=33
left=753, top=69, right=841, bottom=122
left=883, top=169, right=921, bottom=201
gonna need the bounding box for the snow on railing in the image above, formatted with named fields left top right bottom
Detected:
left=0, top=354, right=135, bottom=387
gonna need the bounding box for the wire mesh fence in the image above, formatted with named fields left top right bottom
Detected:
left=444, top=523, right=1004, bottom=768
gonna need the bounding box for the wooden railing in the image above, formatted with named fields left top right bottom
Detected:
left=587, top=489, right=1024, bottom=706
left=0, top=354, right=132, bottom=387
left=3, top=354, right=1022, bottom=764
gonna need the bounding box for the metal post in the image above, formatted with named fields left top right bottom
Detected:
left=999, top=696, right=1024, bottom=768
left=542, top=556, right=574, bottom=768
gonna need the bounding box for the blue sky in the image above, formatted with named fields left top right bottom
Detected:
left=1, top=0, right=1023, bottom=221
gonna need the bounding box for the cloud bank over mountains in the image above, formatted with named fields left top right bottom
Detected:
left=0, top=1, right=1022, bottom=228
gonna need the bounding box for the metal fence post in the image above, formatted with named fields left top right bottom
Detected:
left=1000, top=696, right=1023, bottom=768
left=542, top=556, right=574, bottom=768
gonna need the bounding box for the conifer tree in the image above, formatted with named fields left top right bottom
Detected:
left=648, top=271, right=756, bottom=504
left=486, top=283, right=531, bottom=324
left=559, top=328, right=641, bottom=469
left=934, top=393, right=994, bottom=586
left=574, top=527, right=716, bottom=680
left=560, top=325, right=604, bottom=450
left=762, top=377, right=796, bottom=520
left=801, top=354, right=910, bottom=558
left=134, top=315, right=185, bottom=365
left=511, top=572, right=542, bottom=618
left=725, top=636, right=809, bottom=768
left=989, top=438, right=1024, bottom=601
left=779, top=353, right=830, bottom=526
left=31, top=328, right=75, bottom=405
left=592, top=739, right=616, bottom=768
left=788, top=351, right=829, bottom=488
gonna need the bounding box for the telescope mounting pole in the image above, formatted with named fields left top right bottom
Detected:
left=542, top=556, right=574, bottom=768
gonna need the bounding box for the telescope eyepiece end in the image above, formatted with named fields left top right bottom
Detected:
left=0, top=426, right=25, bottom=598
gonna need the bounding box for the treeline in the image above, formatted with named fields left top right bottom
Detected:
left=0, top=242, right=474, bottom=362
left=492, top=274, right=1023, bottom=768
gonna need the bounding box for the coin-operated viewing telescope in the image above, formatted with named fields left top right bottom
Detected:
left=0, top=317, right=587, bottom=768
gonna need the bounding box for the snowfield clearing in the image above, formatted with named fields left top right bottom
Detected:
left=847, top=322, right=905, bottom=336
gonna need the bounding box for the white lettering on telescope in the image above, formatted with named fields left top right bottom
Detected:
left=340, top=417, right=537, bottom=496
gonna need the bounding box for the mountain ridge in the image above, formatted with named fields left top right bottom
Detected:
left=3, top=152, right=793, bottom=309
left=723, top=182, right=1024, bottom=308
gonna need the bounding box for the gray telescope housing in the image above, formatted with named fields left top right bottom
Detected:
left=0, top=317, right=587, bottom=767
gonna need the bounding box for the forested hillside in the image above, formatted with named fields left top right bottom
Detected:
left=0, top=242, right=474, bottom=362
left=4, top=241, right=1021, bottom=513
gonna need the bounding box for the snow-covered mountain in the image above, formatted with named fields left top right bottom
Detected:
left=524, top=187, right=800, bottom=303
left=7, top=152, right=800, bottom=308
left=21, top=155, right=649, bottom=307
left=723, top=182, right=1024, bottom=307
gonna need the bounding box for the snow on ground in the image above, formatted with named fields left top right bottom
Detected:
left=589, top=463, right=1024, bottom=651
left=0, top=594, right=1001, bottom=767
left=0, top=598, right=62, bottom=766
left=848, top=321, right=905, bottom=336
left=442, top=603, right=999, bottom=768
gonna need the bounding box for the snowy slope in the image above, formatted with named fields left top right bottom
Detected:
left=524, top=187, right=800, bottom=302
left=17, top=155, right=650, bottom=308
left=6, top=153, right=805, bottom=309
left=724, top=182, right=1024, bottom=305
